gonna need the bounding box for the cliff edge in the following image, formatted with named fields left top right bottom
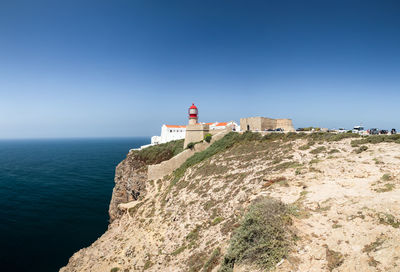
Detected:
left=108, top=151, right=147, bottom=222
left=61, top=132, right=400, bottom=272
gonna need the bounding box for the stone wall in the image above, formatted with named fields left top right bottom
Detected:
left=276, top=119, right=295, bottom=132
left=240, top=117, right=294, bottom=132
left=184, top=123, right=209, bottom=148
left=260, top=117, right=278, bottom=130
left=148, top=130, right=228, bottom=181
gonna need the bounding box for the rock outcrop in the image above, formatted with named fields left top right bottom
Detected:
left=108, top=151, right=147, bottom=222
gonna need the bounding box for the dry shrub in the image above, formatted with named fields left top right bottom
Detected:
left=219, top=197, right=292, bottom=272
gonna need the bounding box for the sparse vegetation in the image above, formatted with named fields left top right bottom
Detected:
left=161, top=131, right=365, bottom=205
left=134, top=139, right=184, bottom=165
left=299, top=141, right=315, bottom=150
left=309, top=159, right=322, bottom=164
left=274, top=161, right=302, bottom=171
left=374, top=183, right=395, bottom=193
left=110, top=268, right=119, bottom=272
left=202, top=248, right=221, bottom=272
left=211, top=217, right=223, bottom=226
left=186, top=225, right=201, bottom=242
left=310, top=146, right=326, bottom=154
left=351, top=134, right=400, bottom=146
left=289, top=190, right=311, bottom=219
left=381, top=173, right=392, bottom=181
left=363, top=236, right=385, bottom=253
left=373, top=158, right=384, bottom=164
left=325, top=246, right=344, bottom=271
left=187, top=251, right=207, bottom=272
left=328, top=149, right=340, bottom=154
left=171, top=245, right=186, bottom=256
left=219, top=197, right=292, bottom=272
left=377, top=213, right=400, bottom=228
left=143, top=259, right=154, bottom=270
left=355, top=145, right=368, bottom=154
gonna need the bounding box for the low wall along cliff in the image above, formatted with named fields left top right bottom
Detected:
left=148, top=130, right=229, bottom=181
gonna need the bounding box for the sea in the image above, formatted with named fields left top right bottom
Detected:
left=0, top=137, right=149, bottom=272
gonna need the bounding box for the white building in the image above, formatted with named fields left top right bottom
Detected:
left=151, top=125, right=186, bottom=145
left=150, top=121, right=239, bottom=146
left=207, top=121, right=239, bottom=131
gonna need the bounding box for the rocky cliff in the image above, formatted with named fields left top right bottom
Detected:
left=109, top=140, right=184, bottom=222
left=61, top=132, right=400, bottom=272
left=108, top=151, right=147, bottom=222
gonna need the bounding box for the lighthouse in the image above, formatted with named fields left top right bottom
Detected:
left=184, top=103, right=210, bottom=148
left=188, top=103, right=198, bottom=125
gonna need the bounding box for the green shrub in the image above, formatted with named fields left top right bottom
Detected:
left=187, top=142, right=195, bottom=149
left=204, top=133, right=212, bottom=143
left=219, top=197, right=292, bottom=272
left=355, top=145, right=368, bottom=154
left=110, top=268, right=119, bottom=272
left=381, top=173, right=392, bottom=181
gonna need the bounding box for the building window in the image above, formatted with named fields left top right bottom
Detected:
left=170, top=130, right=172, bottom=132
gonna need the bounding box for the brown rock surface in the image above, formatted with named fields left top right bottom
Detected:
left=108, top=151, right=147, bottom=222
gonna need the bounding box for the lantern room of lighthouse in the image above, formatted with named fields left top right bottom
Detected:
left=188, top=103, right=198, bottom=125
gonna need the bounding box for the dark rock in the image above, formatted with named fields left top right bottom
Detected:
left=108, top=151, right=147, bottom=222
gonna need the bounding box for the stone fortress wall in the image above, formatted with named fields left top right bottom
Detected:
left=240, top=117, right=295, bottom=132
left=183, top=123, right=210, bottom=148
left=148, top=129, right=229, bottom=181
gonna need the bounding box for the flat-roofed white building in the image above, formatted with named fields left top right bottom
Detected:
left=207, top=121, right=239, bottom=131
left=151, top=124, right=187, bottom=145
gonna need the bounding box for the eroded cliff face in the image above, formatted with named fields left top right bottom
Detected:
left=61, top=135, right=400, bottom=272
left=108, top=151, right=147, bottom=222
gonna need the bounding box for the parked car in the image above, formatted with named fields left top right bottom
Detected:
left=369, top=128, right=379, bottom=135
left=391, top=128, right=397, bottom=135
left=337, top=128, right=346, bottom=134
left=379, top=130, right=388, bottom=135
left=296, top=128, right=304, bottom=131
left=275, top=128, right=283, bottom=132
left=352, top=126, right=364, bottom=134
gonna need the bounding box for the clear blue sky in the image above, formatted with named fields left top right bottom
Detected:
left=1, top=0, right=399, bottom=138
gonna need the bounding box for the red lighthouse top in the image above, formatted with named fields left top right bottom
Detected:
left=188, top=103, right=198, bottom=119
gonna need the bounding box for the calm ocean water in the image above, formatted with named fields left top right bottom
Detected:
left=0, top=137, right=149, bottom=272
